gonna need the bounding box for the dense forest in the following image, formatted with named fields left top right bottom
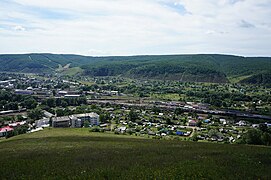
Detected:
left=0, top=53, right=271, bottom=83
left=240, top=72, right=271, bottom=86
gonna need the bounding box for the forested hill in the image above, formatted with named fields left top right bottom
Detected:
left=0, top=53, right=96, bottom=73
left=81, top=54, right=271, bottom=83
left=0, top=53, right=271, bottom=83
left=240, top=72, right=271, bottom=85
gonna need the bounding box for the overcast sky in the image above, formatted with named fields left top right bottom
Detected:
left=0, top=0, right=271, bottom=56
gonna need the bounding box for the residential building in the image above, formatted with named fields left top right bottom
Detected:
left=52, top=116, right=70, bottom=128
left=70, top=116, right=83, bottom=128
left=51, top=112, right=99, bottom=128
left=73, top=113, right=100, bottom=126
left=9, top=121, right=26, bottom=127
left=236, top=121, right=246, bottom=126
left=43, top=110, right=55, bottom=118
left=58, top=91, right=68, bottom=96
left=14, top=89, right=33, bottom=95
left=64, top=94, right=81, bottom=98
left=188, top=120, right=197, bottom=126
left=36, top=118, right=50, bottom=128
left=0, top=126, right=14, bottom=137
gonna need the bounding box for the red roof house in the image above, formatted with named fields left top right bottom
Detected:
left=188, top=120, right=197, bottom=126
left=0, top=126, right=14, bottom=137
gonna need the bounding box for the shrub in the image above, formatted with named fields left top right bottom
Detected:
left=89, top=126, right=101, bottom=132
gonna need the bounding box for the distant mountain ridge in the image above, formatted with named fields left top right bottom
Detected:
left=0, top=53, right=271, bottom=84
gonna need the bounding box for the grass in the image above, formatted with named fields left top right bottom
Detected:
left=150, top=93, right=181, bottom=101
left=61, top=67, right=83, bottom=76
left=228, top=75, right=254, bottom=83
left=0, top=128, right=271, bottom=179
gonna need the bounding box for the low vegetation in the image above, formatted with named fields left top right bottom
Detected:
left=1, top=128, right=271, bottom=179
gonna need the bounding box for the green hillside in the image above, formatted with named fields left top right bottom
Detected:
left=82, top=55, right=227, bottom=83
left=0, top=53, right=94, bottom=73
left=240, top=72, right=271, bottom=85
left=81, top=54, right=271, bottom=83
left=0, top=128, right=270, bottom=179
left=1, top=53, right=271, bottom=83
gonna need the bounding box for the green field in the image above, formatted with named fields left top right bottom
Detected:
left=150, top=93, right=181, bottom=101
left=61, top=67, right=83, bottom=76
left=1, top=128, right=271, bottom=179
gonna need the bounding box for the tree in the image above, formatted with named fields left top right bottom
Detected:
left=28, top=108, right=43, bottom=120
left=6, top=102, right=19, bottom=110
left=188, top=112, right=198, bottom=119
left=139, top=92, right=146, bottom=98
left=166, top=118, right=172, bottom=125
left=174, top=108, right=184, bottom=115
left=49, top=117, right=53, bottom=127
left=91, top=104, right=97, bottom=109
left=196, top=121, right=202, bottom=127
left=191, top=133, right=198, bottom=141
left=56, top=109, right=69, bottom=116
left=60, top=100, right=68, bottom=108
left=259, top=123, right=268, bottom=132
left=52, top=90, right=56, bottom=96
left=129, top=109, right=138, bottom=122
left=241, top=129, right=263, bottom=145
left=248, top=102, right=257, bottom=111
left=100, top=113, right=110, bottom=123
left=14, top=124, right=28, bottom=135
left=84, top=120, right=90, bottom=128
left=22, top=98, right=37, bottom=109
left=47, top=98, right=56, bottom=108
left=16, top=115, right=25, bottom=121
left=152, top=106, right=161, bottom=114
left=208, top=129, right=223, bottom=140
left=207, top=114, right=213, bottom=119
left=261, top=132, right=271, bottom=146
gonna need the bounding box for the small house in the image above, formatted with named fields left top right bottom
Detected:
left=236, top=121, right=246, bottom=126
left=252, top=124, right=259, bottom=128
left=188, top=120, right=197, bottom=126
left=204, top=119, right=211, bottom=123
left=148, top=131, right=156, bottom=136
left=14, top=89, right=33, bottom=95
left=117, top=126, right=127, bottom=133
left=0, top=126, right=14, bottom=137
left=220, top=119, right=227, bottom=125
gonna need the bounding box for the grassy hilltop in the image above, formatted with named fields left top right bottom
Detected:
left=1, top=53, right=271, bottom=84
left=1, top=128, right=271, bottom=179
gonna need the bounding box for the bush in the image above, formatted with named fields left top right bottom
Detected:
left=191, top=133, right=198, bottom=142
left=89, top=126, right=101, bottom=132
left=240, top=129, right=271, bottom=146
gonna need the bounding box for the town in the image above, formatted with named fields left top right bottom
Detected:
left=1, top=72, right=270, bottom=145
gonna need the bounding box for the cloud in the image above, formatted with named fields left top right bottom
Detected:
left=13, top=25, right=26, bottom=31
left=0, top=0, right=270, bottom=56
left=239, top=20, right=255, bottom=28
